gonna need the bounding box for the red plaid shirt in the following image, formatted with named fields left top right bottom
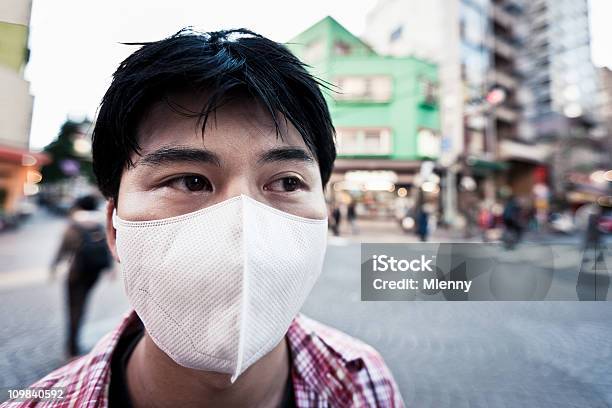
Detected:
left=4, top=311, right=404, bottom=407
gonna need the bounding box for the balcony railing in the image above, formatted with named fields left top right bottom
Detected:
left=487, top=69, right=518, bottom=90
left=491, top=3, right=518, bottom=28
left=493, top=37, right=517, bottom=60
left=494, top=105, right=519, bottom=123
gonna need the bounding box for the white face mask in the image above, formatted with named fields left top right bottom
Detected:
left=113, top=195, right=328, bottom=381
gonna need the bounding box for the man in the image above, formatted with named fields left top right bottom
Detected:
left=50, top=194, right=112, bottom=358
left=7, top=29, right=403, bottom=407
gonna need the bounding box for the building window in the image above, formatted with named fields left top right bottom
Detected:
left=304, top=39, right=324, bottom=63
left=419, top=78, right=439, bottom=106
left=389, top=26, right=403, bottom=42
left=417, top=128, right=441, bottom=158
left=334, top=76, right=392, bottom=102
left=334, top=41, right=352, bottom=56
left=460, top=3, right=488, bottom=48
left=336, top=128, right=392, bottom=155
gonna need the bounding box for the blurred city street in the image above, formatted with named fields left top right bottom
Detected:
left=2, top=211, right=612, bottom=407
left=1, top=0, right=612, bottom=406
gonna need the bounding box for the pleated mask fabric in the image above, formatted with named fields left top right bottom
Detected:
left=112, top=195, right=328, bottom=381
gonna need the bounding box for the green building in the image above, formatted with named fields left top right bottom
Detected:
left=289, top=17, right=441, bottom=214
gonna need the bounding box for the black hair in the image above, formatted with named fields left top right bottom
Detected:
left=92, top=28, right=336, bottom=200
left=73, top=194, right=99, bottom=211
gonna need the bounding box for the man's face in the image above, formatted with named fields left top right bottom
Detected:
left=107, top=91, right=327, bottom=256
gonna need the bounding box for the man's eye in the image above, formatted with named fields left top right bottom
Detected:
left=168, top=175, right=212, bottom=192
left=265, top=176, right=305, bottom=193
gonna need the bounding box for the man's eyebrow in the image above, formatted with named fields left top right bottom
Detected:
left=257, top=147, right=315, bottom=165
left=136, top=146, right=222, bottom=167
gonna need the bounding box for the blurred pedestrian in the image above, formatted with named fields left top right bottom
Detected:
left=478, top=205, right=493, bottom=242
left=502, top=195, right=523, bottom=249
left=331, top=204, right=342, bottom=236
left=583, top=206, right=602, bottom=250
left=50, top=194, right=112, bottom=357
left=577, top=204, right=607, bottom=300
left=416, top=207, right=429, bottom=242
left=347, top=200, right=358, bottom=235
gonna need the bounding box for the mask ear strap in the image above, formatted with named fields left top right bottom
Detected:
left=112, top=209, right=119, bottom=229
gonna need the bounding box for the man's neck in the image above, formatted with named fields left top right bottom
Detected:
left=126, top=332, right=290, bottom=408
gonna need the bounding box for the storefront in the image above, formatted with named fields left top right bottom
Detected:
left=0, top=145, right=48, bottom=216
left=327, top=159, right=443, bottom=220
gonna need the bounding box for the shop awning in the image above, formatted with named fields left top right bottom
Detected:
left=498, top=139, right=550, bottom=163
left=333, top=158, right=423, bottom=173
left=0, top=144, right=50, bottom=166
left=466, top=157, right=508, bottom=172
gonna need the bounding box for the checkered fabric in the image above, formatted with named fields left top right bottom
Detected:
left=3, top=311, right=404, bottom=407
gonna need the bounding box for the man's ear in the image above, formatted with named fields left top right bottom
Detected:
left=105, top=199, right=120, bottom=263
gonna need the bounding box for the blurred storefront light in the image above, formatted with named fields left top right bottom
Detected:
left=590, top=170, right=608, bottom=184
left=604, top=170, right=612, bottom=182
left=597, top=196, right=612, bottom=207
left=563, top=103, right=583, bottom=118
left=366, top=180, right=396, bottom=191
left=26, top=170, right=42, bottom=184
left=401, top=216, right=415, bottom=230
left=23, top=183, right=39, bottom=196
left=341, top=170, right=399, bottom=191
left=460, top=176, right=477, bottom=192
left=345, top=170, right=398, bottom=183
left=73, top=138, right=92, bottom=156
left=21, top=154, right=37, bottom=166
left=421, top=181, right=440, bottom=194
left=397, top=187, right=408, bottom=197
left=334, top=179, right=396, bottom=192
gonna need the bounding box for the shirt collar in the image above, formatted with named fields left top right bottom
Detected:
left=74, top=310, right=140, bottom=404
left=286, top=314, right=365, bottom=404
left=88, top=311, right=366, bottom=405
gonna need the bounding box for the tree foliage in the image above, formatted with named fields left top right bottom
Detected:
left=40, top=119, right=94, bottom=184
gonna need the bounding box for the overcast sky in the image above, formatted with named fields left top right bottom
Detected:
left=25, top=0, right=612, bottom=150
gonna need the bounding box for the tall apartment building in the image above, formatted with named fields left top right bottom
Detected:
left=365, top=0, right=464, bottom=166
left=520, top=0, right=609, bottom=205
left=0, top=0, right=46, bottom=216
left=599, top=68, right=612, bottom=136
left=598, top=68, right=612, bottom=164
left=521, top=0, right=599, bottom=136
left=366, top=0, right=546, bottom=225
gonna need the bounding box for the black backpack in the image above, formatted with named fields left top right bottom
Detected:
left=73, top=223, right=112, bottom=273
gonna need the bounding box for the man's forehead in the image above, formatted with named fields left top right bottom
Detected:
left=137, top=93, right=305, bottom=148
left=136, top=91, right=302, bottom=151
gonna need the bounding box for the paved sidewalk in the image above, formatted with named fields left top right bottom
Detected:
left=327, top=217, right=579, bottom=245
left=329, top=217, right=470, bottom=244
left=0, top=211, right=67, bottom=290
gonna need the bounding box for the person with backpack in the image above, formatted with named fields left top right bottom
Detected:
left=50, top=194, right=112, bottom=357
